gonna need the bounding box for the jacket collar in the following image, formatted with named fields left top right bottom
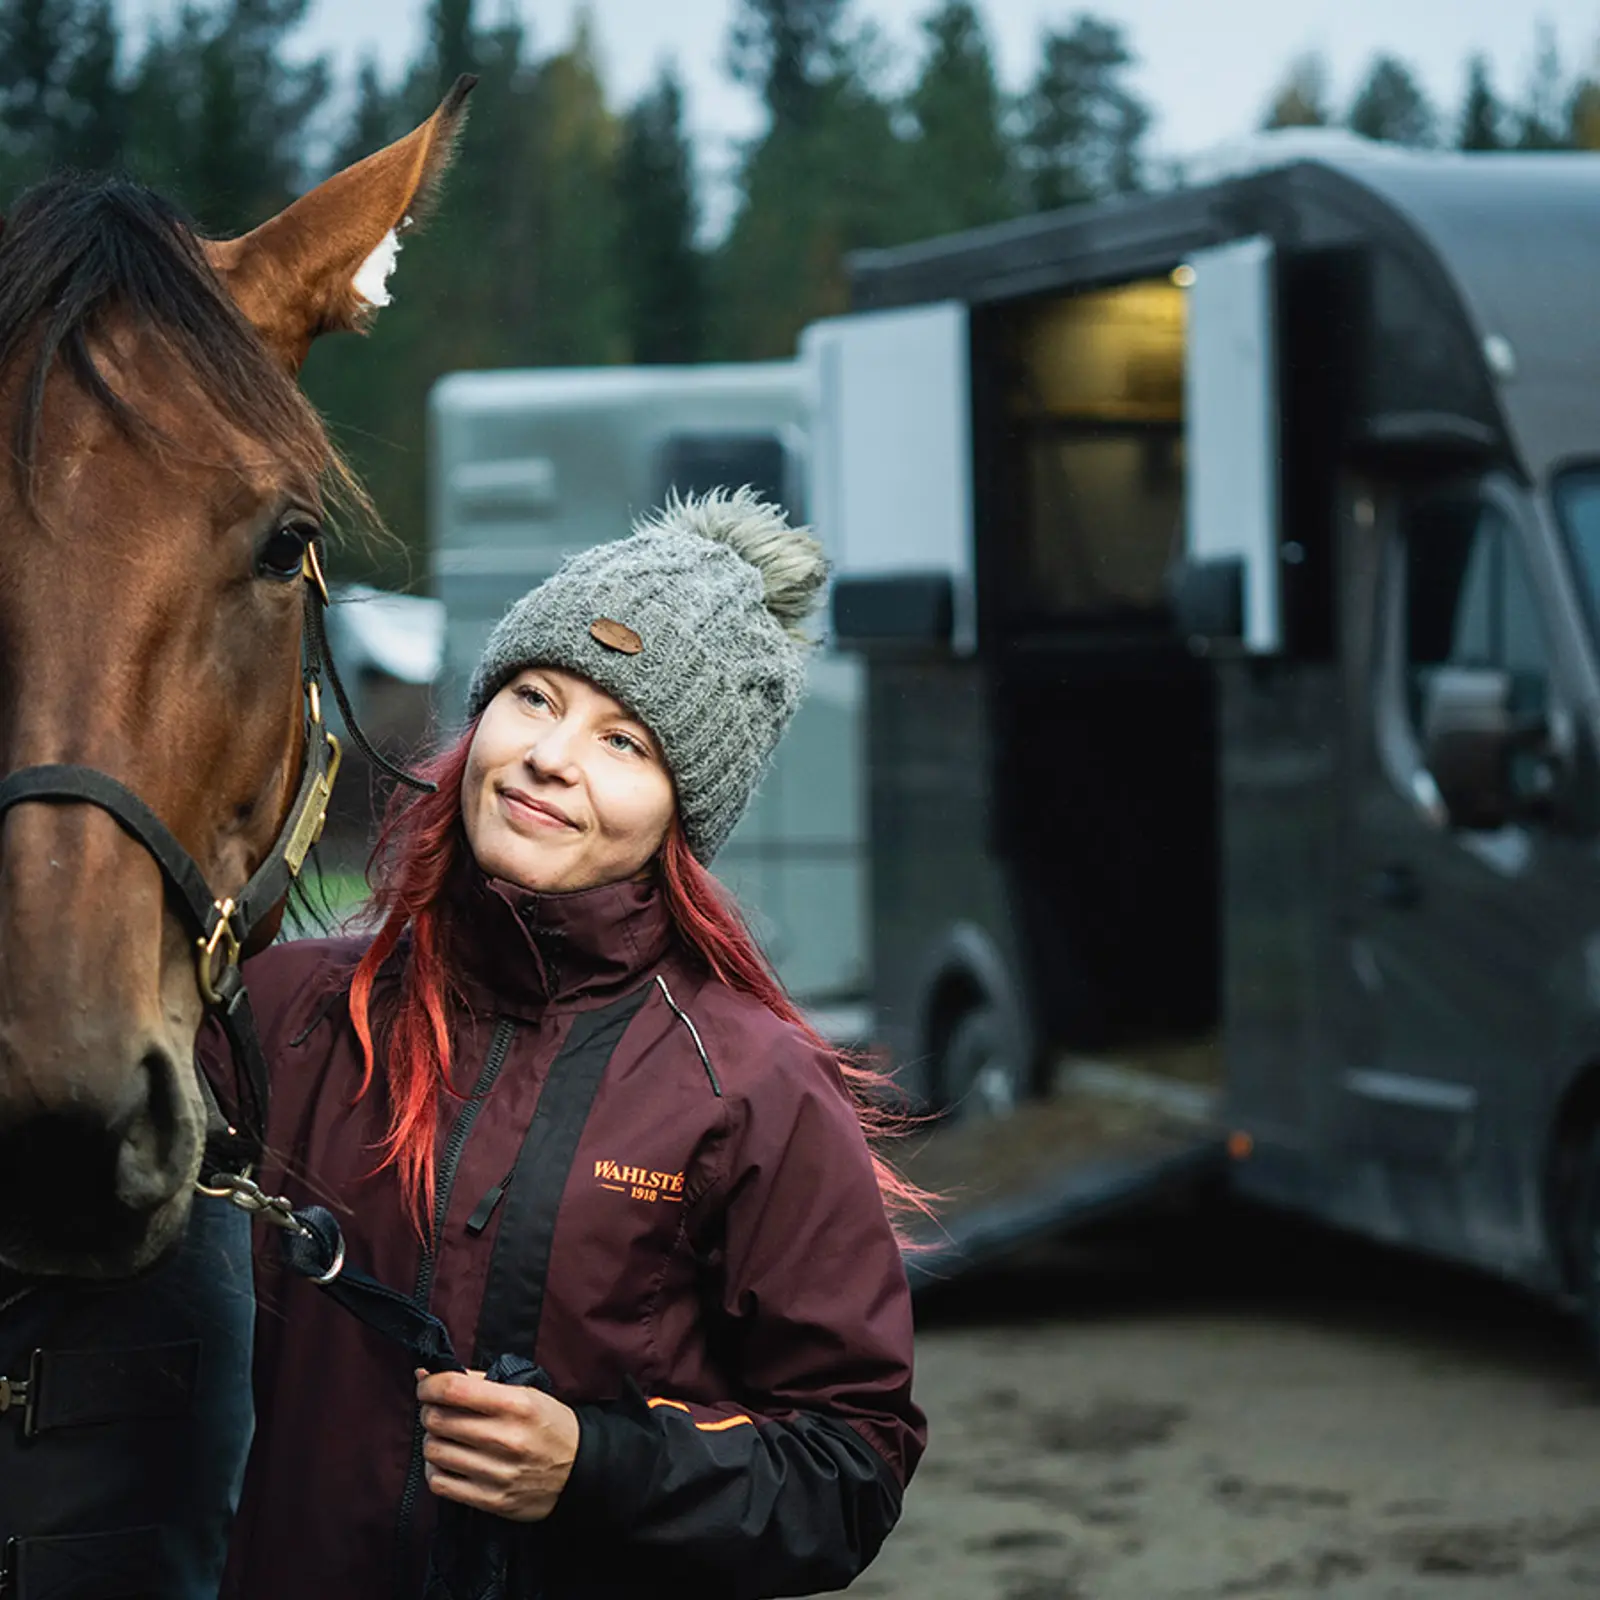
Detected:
left=446, top=864, right=673, bottom=1020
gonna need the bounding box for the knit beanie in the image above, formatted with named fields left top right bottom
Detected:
left=466, top=487, right=828, bottom=864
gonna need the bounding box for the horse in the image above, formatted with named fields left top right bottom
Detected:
left=0, top=77, right=473, bottom=1596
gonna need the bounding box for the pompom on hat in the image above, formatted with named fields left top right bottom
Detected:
left=466, top=487, right=828, bottom=863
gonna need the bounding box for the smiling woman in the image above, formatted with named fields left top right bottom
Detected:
left=213, top=487, right=930, bottom=1600
left=462, top=669, right=676, bottom=894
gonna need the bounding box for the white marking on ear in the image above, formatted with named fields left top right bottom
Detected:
left=352, top=228, right=401, bottom=308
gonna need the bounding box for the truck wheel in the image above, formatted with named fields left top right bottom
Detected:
left=939, top=1005, right=1023, bottom=1122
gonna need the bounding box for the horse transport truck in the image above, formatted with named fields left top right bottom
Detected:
left=811, top=128, right=1600, bottom=1333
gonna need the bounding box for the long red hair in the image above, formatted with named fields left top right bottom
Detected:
left=348, top=727, right=935, bottom=1243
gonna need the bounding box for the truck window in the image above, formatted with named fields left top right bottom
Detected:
left=1403, top=494, right=1550, bottom=728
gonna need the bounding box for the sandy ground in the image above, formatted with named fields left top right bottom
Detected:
left=853, top=1203, right=1600, bottom=1600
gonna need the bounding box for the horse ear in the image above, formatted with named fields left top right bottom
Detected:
left=205, top=75, right=476, bottom=372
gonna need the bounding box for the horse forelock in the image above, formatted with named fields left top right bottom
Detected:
left=0, top=175, right=357, bottom=522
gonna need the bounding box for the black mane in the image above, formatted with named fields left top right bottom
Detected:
left=0, top=174, right=327, bottom=499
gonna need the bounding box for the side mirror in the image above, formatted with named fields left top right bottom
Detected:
left=1421, top=667, right=1550, bottom=830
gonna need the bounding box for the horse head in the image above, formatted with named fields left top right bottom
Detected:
left=0, top=80, right=473, bottom=1279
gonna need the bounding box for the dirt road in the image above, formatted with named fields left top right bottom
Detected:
left=856, top=1204, right=1600, bottom=1600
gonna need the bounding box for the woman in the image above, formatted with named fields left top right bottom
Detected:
left=216, top=489, right=926, bottom=1600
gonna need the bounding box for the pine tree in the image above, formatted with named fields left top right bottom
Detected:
left=1347, top=54, right=1436, bottom=147
left=525, top=12, right=624, bottom=366
left=714, top=0, right=908, bottom=358
left=0, top=0, right=126, bottom=190
left=1570, top=66, right=1600, bottom=150
left=616, top=65, right=705, bottom=364
left=56, top=0, right=122, bottom=170
left=124, top=0, right=329, bottom=231
left=0, top=0, right=73, bottom=155
left=1514, top=23, right=1568, bottom=149
left=1016, top=15, right=1150, bottom=211
left=1262, top=53, right=1331, bottom=129
left=902, top=0, right=1017, bottom=235
left=1458, top=54, right=1503, bottom=150
left=726, top=0, right=849, bottom=132
left=429, top=0, right=475, bottom=103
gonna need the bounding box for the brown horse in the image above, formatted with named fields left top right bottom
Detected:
left=0, top=82, right=472, bottom=1281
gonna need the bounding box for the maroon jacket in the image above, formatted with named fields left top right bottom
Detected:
left=212, top=871, right=923, bottom=1600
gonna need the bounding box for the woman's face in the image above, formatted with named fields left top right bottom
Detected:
left=463, top=668, right=676, bottom=894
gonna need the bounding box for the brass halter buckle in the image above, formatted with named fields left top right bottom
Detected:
left=301, top=541, right=331, bottom=607
left=196, top=897, right=241, bottom=1006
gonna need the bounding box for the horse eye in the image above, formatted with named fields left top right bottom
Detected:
left=256, top=522, right=315, bottom=582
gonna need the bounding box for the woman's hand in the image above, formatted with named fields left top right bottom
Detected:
left=415, top=1368, right=580, bottom=1522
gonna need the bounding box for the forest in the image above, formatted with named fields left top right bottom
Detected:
left=1, top=0, right=1594, bottom=581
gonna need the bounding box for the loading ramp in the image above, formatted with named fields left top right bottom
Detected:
left=900, top=1053, right=1229, bottom=1291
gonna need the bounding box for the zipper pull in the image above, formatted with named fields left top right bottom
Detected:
left=465, top=1170, right=515, bottom=1236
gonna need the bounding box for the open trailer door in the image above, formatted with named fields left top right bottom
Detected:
left=802, top=301, right=976, bottom=654
left=1180, top=235, right=1283, bottom=653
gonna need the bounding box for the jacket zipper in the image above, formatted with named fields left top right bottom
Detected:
left=393, top=1015, right=517, bottom=1595
left=464, top=1166, right=517, bottom=1236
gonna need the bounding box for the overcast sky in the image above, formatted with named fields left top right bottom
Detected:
left=125, top=1, right=1600, bottom=190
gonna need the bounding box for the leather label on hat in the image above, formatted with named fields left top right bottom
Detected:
left=590, top=617, right=643, bottom=655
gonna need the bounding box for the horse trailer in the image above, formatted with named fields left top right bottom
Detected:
left=818, top=128, right=1600, bottom=1320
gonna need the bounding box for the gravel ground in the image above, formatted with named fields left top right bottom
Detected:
left=854, top=1203, right=1600, bottom=1600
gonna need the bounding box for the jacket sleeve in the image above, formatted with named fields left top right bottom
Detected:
left=547, top=1037, right=925, bottom=1598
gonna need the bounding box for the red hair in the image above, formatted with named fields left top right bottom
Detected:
left=349, top=727, right=935, bottom=1244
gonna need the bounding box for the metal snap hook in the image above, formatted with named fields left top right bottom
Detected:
left=196, top=898, right=241, bottom=1005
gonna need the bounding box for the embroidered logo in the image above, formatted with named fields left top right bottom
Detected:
left=594, top=1159, right=684, bottom=1203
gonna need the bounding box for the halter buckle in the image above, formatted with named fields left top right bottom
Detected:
left=302, top=541, right=331, bottom=608
left=196, top=898, right=242, bottom=1005
left=284, top=730, right=342, bottom=878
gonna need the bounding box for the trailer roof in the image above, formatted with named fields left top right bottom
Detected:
left=849, top=134, right=1600, bottom=483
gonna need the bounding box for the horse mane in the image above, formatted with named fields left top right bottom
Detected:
left=0, top=174, right=363, bottom=518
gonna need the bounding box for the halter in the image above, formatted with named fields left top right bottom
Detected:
left=0, top=540, right=434, bottom=1193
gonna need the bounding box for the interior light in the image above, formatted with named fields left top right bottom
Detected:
left=1171, top=264, right=1197, bottom=289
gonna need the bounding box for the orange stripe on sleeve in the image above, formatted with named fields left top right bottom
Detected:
left=647, top=1397, right=691, bottom=1413
left=695, top=1414, right=754, bottom=1432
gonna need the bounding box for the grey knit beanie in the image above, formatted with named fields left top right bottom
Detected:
left=466, top=487, right=828, bottom=863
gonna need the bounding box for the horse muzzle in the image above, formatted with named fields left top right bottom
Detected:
left=0, top=1036, right=201, bottom=1279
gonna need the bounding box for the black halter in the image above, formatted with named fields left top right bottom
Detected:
left=0, top=541, right=433, bottom=1180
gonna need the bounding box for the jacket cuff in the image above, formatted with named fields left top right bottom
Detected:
left=548, top=1386, right=663, bottom=1532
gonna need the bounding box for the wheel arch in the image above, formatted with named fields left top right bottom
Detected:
left=912, top=922, right=1037, bottom=1105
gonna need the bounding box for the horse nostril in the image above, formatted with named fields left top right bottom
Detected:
left=114, top=1046, right=195, bottom=1211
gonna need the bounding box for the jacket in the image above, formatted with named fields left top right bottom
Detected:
left=213, top=870, right=924, bottom=1600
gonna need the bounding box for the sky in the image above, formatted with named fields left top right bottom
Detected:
left=125, top=0, right=1600, bottom=209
